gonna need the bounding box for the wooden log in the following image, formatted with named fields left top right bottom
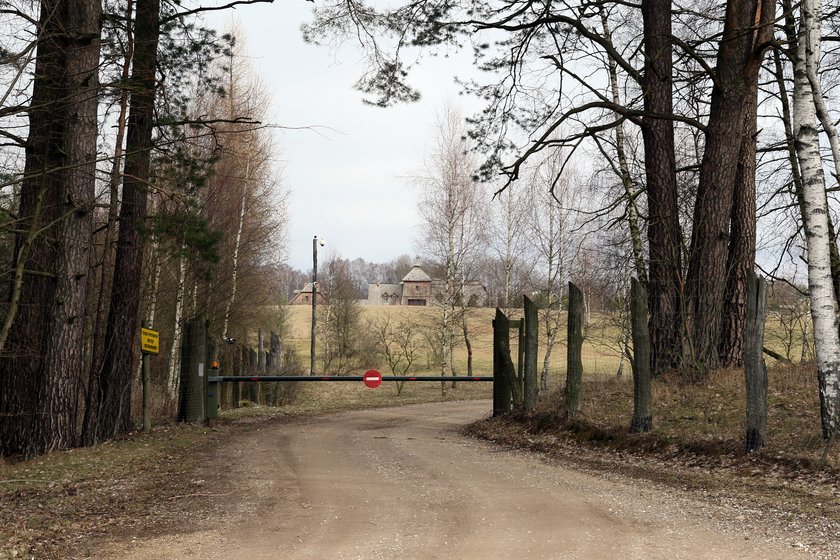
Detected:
left=630, top=278, right=652, bottom=432
left=744, top=272, right=768, bottom=452
left=565, top=283, right=584, bottom=418
left=523, top=296, right=539, bottom=411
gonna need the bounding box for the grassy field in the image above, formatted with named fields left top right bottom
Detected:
left=285, top=302, right=815, bottom=382
left=283, top=304, right=629, bottom=384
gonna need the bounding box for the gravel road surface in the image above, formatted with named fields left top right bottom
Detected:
left=99, top=401, right=812, bottom=559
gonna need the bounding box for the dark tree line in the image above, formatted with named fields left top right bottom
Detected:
left=0, top=0, right=278, bottom=458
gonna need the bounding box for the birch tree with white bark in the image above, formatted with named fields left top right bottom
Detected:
left=793, top=0, right=840, bottom=439
left=416, top=103, right=487, bottom=386
left=528, top=152, right=582, bottom=390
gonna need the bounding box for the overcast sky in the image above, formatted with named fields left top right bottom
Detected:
left=207, top=1, right=482, bottom=272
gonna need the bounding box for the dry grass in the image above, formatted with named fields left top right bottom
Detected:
left=466, top=362, right=840, bottom=542
left=283, top=304, right=629, bottom=379
left=556, top=364, right=831, bottom=463
left=0, top=423, right=215, bottom=558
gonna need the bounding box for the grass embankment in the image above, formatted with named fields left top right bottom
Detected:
left=468, top=363, right=840, bottom=531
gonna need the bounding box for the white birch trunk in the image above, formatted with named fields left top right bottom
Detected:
left=146, top=228, right=162, bottom=329
left=794, top=0, right=840, bottom=438
left=222, top=159, right=249, bottom=338
left=166, top=246, right=188, bottom=399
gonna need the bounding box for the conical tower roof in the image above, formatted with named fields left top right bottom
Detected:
left=401, top=264, right=432, bottom=282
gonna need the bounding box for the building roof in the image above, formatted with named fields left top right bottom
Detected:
left=297, top=282, right=317, bottom=293
left=401, top=265, right=432, bottom=283
left=367, top=283, right=402, bottom=302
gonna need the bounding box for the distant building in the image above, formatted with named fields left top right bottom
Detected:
left=365, top=264, right=488, bottom=307
left=289, top=282, right=327, bottom=305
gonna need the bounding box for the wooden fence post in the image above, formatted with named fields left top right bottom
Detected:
left=493, top=308, right=523, bottom=417
left=630, top=278, right=652, bottom=432
left=247, top=347, right=259, bottom=403
left=493, top=312, right=511, bottom=416
left=231, top=344, right=242, bottom=408
left=258, top=329, right=270, bottom=405
left=565, top=282, right=583, bottom=418
left=177, top=315, right=206, bottom=422
left=523, top=296, right=539, bottom=411
left=268, top=331, right=281, bottom=406
left=745, top=272, right=768, bottom=452
left=517, top=319, right=525, bottom=392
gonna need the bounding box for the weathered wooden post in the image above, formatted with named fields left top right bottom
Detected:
left=630, top=278, right=652, bottom=432
left=230, top=344, right=241, bottom=408
left=140, top=321, right=159, bottom=433
left=565, top=282, right=584, bottom=418
left=247, top=347, right=259, bottom=403
left=493, top=308, right=523, bottom=417
left=258, top=329, right=270, bottom=405
left=177, top=315, right=206, bottom=422
left=744, top=272, right=768, bottom=452
left=493, top=311, right=511, bottom=416
left=523, top=296, right=539, bottom=411
left=517, top=319, right=525, bottom=393
left=269, top=331, right=282, bottom=405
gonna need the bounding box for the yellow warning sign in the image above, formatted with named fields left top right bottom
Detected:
left=141, top=328, right=160, bottom=355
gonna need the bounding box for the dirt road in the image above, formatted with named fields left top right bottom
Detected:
left=100, top=401, right=811, bottom=559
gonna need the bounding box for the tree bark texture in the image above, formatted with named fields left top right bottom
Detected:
left=718, top=89, right=758, bottom=368
left=641, top=0, right=683, bottom=377
left=523, top=296, right=539, bottom=411
left=0, top=0, right=101, bottom=457
left=630, top=278, right=653, bottom=433
left=793, top=0, right=840, bottom=439
left=248, top=347, right=259, bottom=403
left=492, top=311, right=512, bottom=416
left=565, top=283, right=584, bottom=418
left=94, top=0, right=162, bottom=441
left=744, top=273, right=768, bottom=451
left=83, top=0, right=135, bottom=447
left=685, top=0, right=774, bottom=373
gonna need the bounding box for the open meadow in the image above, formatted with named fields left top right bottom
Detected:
left=282, top=303, right=633, bottom=386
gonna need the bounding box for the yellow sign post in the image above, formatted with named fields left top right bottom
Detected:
left=140, top=326, right=159, bottom=434
left=141, top=327, right=159, bottom=355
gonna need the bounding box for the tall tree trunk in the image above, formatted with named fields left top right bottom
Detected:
left=685, top=0, right=774, bottom=373
left=96, top=0, right=161, bottom=441
left=82, top=0, right=135, bottom=446
left=719, top=90, right=758, bottom=368
left=640, top=0, right=682, bottom=376
left=600, top=9, right=647, bottom=286
left=0, top=0, right=101, bottom=457
left=167, top=247, right=187, bottom=398
left=794, top=0, right=840, bottom=439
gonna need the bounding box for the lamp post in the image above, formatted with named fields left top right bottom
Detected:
left=310, top=235, right=324, bottom=375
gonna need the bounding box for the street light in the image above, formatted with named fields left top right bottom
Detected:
left=310, top=235, right=325, bottom=375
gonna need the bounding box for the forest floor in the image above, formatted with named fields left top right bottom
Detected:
left=1, top=364, right=838, bottom=558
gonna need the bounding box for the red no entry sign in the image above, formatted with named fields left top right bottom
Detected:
left=363, top=369, right=382, bottom=388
